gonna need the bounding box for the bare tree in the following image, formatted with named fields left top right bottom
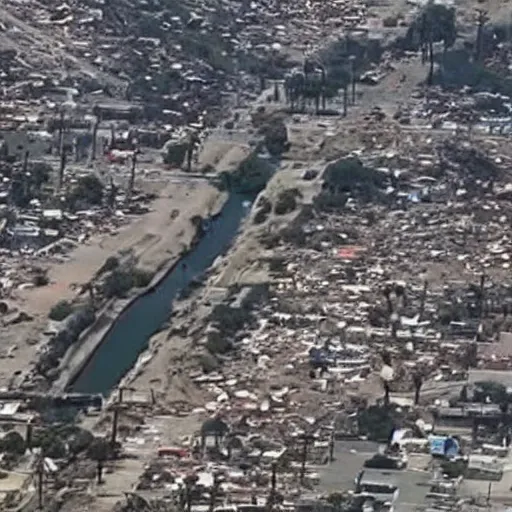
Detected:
left=87, top=437, right=111, bottom=484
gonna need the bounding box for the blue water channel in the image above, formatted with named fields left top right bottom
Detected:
left=70, top=192, right=253, bottom=395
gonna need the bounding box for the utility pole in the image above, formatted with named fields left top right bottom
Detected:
left=418, top=280, right=428, bottom=321
left=57, top=111, right=65, bottom=156
left=91, top=117, right=99, bottom=160
left=475, top=9, right=489, bottom=62
left=22, top=149, right=30, bottom=199
left=383, top=381, right=390, bottom=406
left=57, top=111, right=67, bottom=191
left=107, top=174, right=117, bottom=210
left=26, top=418, right=33, bottom=451
left=391, top=312, right=399, bottom=341
left=184, top=474, right=197, bottom=512
left=260, top=75, right=266, bottom=93
left=320, top=67, right=326, bottom=111
left=96, top=458, right=103, bottom=485
left=273, top=81, right=280, bottom=102
left=58, top=145, right=67, bottom=191
left=74, top=136, right=80, bottom=163
left=329, top=431, right=335, bottom=462
left=479, top=273, right=486, bottom=320
left=127, top=150, right=137, bottom=203
left=186, top=133, right=194, bottom=173
left=432, top=410, right=438, bottom=434
left=234, top=58, right=240, bottom=108
left=37, top=453, right=44, bottom=509
left=110, top=124, right=116, bottom=150
left=111, top=405, right=119, bottom=449
left=384, top=285, right=393, bottom=316
left=299, top=433, right=314, bottom=484
left=413, top=371, right=423, bottom=405
left=271, top=461, right=277, bottom=494
left=267, top=461, right=277, bottom=510
left=342, top=83, right=348, bottom=117
left=22, top=150, right=29, bottom=174
left=508, top=11, right=512, bottom=44
left=349, top=55, right=356, bottom=105
left=209, top=472, right=220, bottom=512
left=88, top=283, right=95, bottom=307
left=472, top=417, right=478, bottom=446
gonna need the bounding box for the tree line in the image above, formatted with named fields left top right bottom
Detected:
left=282, top=0, right=458, bottom=114
left=284, top=58, right=353, bottom=115
left=411, top=1, right=457, bottom=84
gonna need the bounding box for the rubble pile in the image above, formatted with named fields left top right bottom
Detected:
left=80, top=158, right=512, bottom=510
left=0, top=0, right=386, bottom=316
left=5, top=0, right=512, bottom=506
left=0, top=0, right=372, bottom=125
left=0, top=161, right=153, bottom=289
left=81, top=137, right=512, bottom=510
left=127, top=325, right=341, bottom=500
left=407, top=87, right=512, bottom=136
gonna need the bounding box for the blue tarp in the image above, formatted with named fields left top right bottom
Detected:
left=429, top=435, right=459, bottom=457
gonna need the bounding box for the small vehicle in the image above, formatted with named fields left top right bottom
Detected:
left=355, top=469, right=400, bottom=505
left=363, top=453, right=407, bottom=470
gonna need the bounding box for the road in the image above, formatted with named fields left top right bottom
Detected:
left=318, top=440, right=431, bottom=512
